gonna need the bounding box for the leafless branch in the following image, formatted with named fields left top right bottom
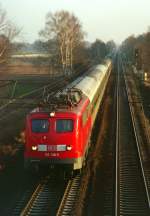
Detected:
left=0, top=5, right=20, bottom=65
left=40, top=10, right=85, bottom=71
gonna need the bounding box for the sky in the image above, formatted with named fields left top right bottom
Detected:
left=0, top=0, right=150, bottom=44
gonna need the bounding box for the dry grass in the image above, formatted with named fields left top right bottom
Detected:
left=0, top=128, right=25, bottom=172
left=0, top=143, right=20, bottom=171
left=0, top=64, right=51, bottom=75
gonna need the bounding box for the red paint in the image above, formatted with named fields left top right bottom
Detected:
left=24, top=96, right=92, bottom=169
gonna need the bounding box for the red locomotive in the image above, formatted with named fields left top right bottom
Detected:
left=24, top=59, right=112, bottom=172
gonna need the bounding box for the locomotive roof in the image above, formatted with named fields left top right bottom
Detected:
left=29, top=93, right=89, bottom=118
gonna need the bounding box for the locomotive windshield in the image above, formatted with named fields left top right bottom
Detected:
left=32, top=119, right=49, bottom=133
left=56, top=119, right=73, bottom=133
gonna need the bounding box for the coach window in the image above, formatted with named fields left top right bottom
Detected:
left=32, top=119, right=49, bottom=133
left=56, top=119, right=73, bottom=133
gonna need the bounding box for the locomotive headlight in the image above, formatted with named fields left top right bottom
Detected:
left=32, top=146, right=37, bottom=151
left=66, top=145, right=72, bottom=151
left=50, top=112, right=55, bottom=117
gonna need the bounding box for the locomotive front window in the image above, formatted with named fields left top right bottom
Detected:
left=56, top=119, right=73, bottom=133
left=32, top=119, right=49, bottom=133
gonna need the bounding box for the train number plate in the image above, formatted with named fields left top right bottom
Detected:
left=38, top=145, right=66, bottom=152
left=47, top=145, right=57, bottom=151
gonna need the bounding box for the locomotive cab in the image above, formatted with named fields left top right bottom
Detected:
left=24, top=110, right=85, bottom=171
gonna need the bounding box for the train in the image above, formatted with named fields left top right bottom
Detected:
left=24, top=59, right=112, bottom=173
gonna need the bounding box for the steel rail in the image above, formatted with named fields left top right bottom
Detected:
left=121, top=60, right=150, bottom=151
left=56, top=175, right=81, bottom=216
left=123, top=62, right=150, bottom=209
left=115, top=55, right=150, bottom=215
left=20, top=177, right=49, bottom=216
left=13, top=174, right=67, bottom=216
left=56, top=180, right=72, bottom=216
left=115, top=56, right=120, bottom=216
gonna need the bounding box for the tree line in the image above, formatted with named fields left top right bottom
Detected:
left=0, top=7, right=115, bottom=73
left=0, top=5, right=19, bottom=65
left=121, top=30, right=150, bottom=73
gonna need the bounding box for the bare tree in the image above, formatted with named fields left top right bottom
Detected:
left=0, top=6, right=20, bottom=64
left=137, top=33, right=150, bottom=72
left=122, top=31, right=150, bottom=73
left=106, top=40, right=116, bottom=53
left=40, top=10, right=85, bottom=73
left=89, top=39, right=107, bottom=64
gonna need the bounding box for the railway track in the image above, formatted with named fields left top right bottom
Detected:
left=80, top=56, right=150, bottom=215
left=12, top=174, right=81, bottom=216
left=115, top=56, right=150, bottom=215
left=13, top=174, right=67, bottom=216
left=56, top=174, right=81, bottom=216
